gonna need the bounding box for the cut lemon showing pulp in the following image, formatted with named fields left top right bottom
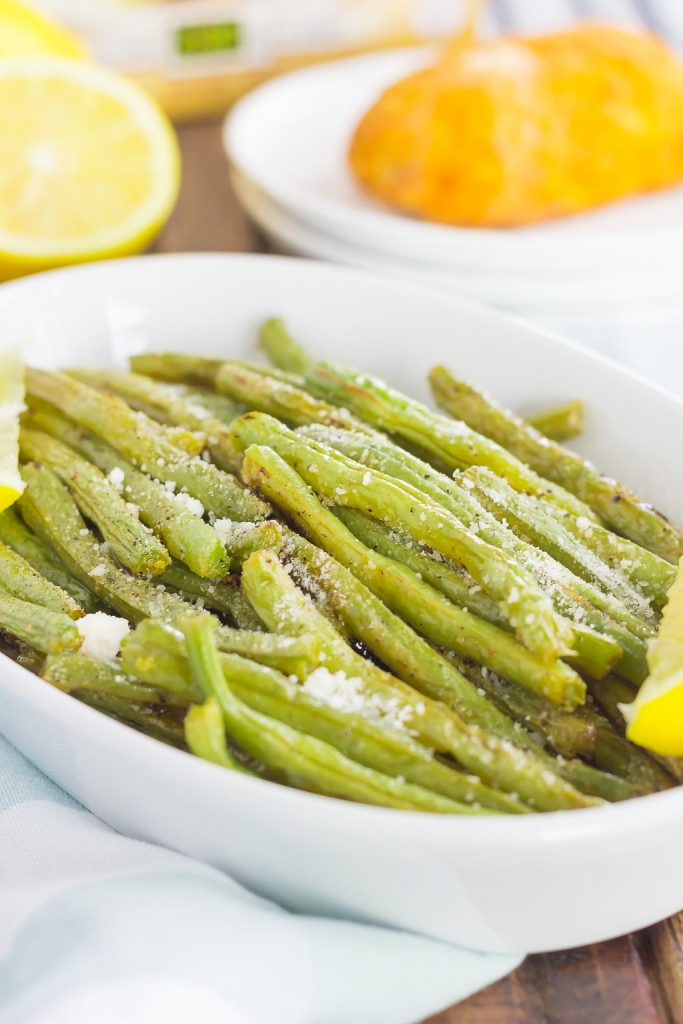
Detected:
left=0, top=0, right=85, bottom=59
left=0, top=344, right=25, bottom=512
left=0, top=57, right=180, bottom=280
left=621, top=558, right=683, bottom=756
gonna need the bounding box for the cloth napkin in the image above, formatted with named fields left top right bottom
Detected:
left=0, top=734, right=521, bottom=1024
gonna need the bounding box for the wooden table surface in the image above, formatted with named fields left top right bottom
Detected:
left=156, top=119, right=683, bottom=1024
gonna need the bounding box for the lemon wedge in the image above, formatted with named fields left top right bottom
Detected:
left=0, top=344, right=25, bottom=513
left=0, top=0, right=85, bottom=59
left=621, top=558, right=683, bottom=756
left=0, top=57, right=180, bottom=280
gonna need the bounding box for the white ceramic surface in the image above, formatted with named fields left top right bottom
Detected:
left=1, top=253, right=682, bottom=955
left=225, top=46, right=683, bottom=280
left=233, top=173, right=683, bottom=393
left=231, top=169, right=683, bottom=311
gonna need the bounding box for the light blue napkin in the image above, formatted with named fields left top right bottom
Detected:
left=0, top=733, right=521, bottom=1024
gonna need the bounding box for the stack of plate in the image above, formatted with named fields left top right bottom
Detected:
left=224, top=47, right=683, bottom=388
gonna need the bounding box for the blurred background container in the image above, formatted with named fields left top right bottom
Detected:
left=37, top=1, right=683, bottom=121
left=34, top=0, right=465, bottom=121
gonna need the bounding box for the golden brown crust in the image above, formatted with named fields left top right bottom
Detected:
left=348, top=25, right=683, bottom=228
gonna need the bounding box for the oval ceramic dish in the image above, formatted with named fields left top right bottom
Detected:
left=0, top=253, right=681, bottom=954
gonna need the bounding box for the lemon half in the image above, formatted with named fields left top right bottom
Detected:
left=621, top=558, right=683, bottom=756
left=0, top=344, right=25, bottom=512
left=0, top=0, right=85, bottom=59
left=0, top=57, right=180, bottom=280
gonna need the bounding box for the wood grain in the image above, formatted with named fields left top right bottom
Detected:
left=155, top=120, right=259, bottom=255
left=427, top=936, right=662, bottom=1024
left=159, top=116, right=683, bottom=1024
left=638, top=915, right=683, bottom=1023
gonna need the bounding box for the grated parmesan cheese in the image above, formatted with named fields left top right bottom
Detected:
left=106, top=467, right=125, bottom=493
left=301, top=667, right=414, bottom=733
left=213, top=519, right=257, bottom=543
left=173, top=491, right=204, bottom=517
left=77, top=612, right=130, bottom=660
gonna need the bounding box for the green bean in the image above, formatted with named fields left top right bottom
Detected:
left=429, top=366, right=683, bottom=562
left=77, top=690, right=186, bottom=746
left=126, top=620, right=524, bottom=812
left=149, top=422, right=206, bottom=458
left=337, top=507, right=499, bottom=616
left=556, top=508, right=676, bottom=609
left=577, top=701, right=674, bottom=792
left=211, top=519, right=283, bottom=570
left=229, top=361, right=305, bottom=386
left=17, top=463, right=318, bottom=678
left=0, top=539, right=83, bottom=618
left=305, top=362, right=595, bottom=519
left=20, top=426, right=171, bottom=577
left=181, top=614, right=480, bottom=813
left=216, top=361, right=369, bottom=432
left=461, top=465, right=657, bottom=627
left=241, top=442, right=586, bottom=707
left=70, top=369, right=244, bottom=473
left=283, top=535, right=629, bottom=795
left=240, top=550, right=599, bottom=810
left=130, top=353, right=224, bottom=387
left=0, top=508, right=98, bottom=611
left=232, top=414, right=574, bottom=663
left=301, top=424, right=643, bottom=682
left=158, top=560, right=265, bottom=630
left=589, top=675, right=683, bottom=785
left=43, top=652, right=188, bottom=706
left=448, top=656, right=641, bottom=801
left=335, top=507, right=620, bottom=682
left=291, top=520, right=585, bottom=724
left=125, top=616, right=319, bottom=684
left=0, top=587, right=81, bottom=654
left=241, top=526, right=627, bottom=803
left=26, top=368, right=268, bottom=522
left=451, top=657, right=596, bottom=759
left=25, top=404, right=230, bottom=579
left=133, top=351, right=314, bottom=390
left=160, top=563, right=249, bottom=620
left=526, top=400, right=584, bottom=442
left=19, top=461, right=199, bottom=620
left=259, top=317, right=313, bottom=376
left=453, top=654, right=665, bottom=791
left=185, top=698, right=254, bottom=772
left=179, top=388, right=246, bottom=426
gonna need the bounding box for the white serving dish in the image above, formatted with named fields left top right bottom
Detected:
left=224, top=47, right=683, bottom=281
left=0, top=252, right=682, bottom=955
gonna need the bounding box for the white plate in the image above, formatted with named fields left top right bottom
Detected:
left=1, top=253, right=682, bottom=955
left=233, top=173, right=683, bottom=393
left=232, top=168, right=683, bottom=311
left=225, top=47, right=683, bottom=277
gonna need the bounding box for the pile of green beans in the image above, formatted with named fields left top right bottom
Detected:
left=2, top=314, right=679, bottom=815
